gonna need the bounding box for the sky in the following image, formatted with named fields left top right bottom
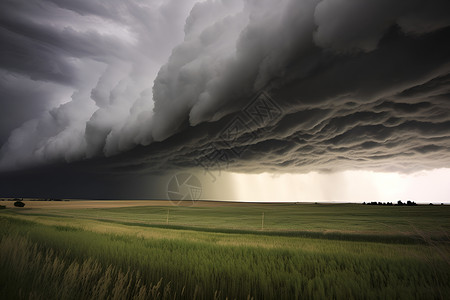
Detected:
left=0, top=0, right=449, bottom=203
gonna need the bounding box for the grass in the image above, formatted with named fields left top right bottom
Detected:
left=10, top=202, right=450, bottom=233
left=0, top=234, right=167, bottom=300
left=1, top=203, right=449, bottom=299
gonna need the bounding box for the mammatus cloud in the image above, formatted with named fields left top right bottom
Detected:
left=0, top=0, right=449, bottom=175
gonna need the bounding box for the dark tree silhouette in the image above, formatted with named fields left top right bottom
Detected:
left=14, top=201, right=25, bottom=207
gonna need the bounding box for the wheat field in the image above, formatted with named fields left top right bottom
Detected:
left=1, top=202, right=449, bottom=299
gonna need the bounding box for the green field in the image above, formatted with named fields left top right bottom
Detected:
left=1, top=202, right=449, bottom=299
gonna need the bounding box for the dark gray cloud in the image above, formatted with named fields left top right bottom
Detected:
left=0, top=0, right=196, bottom=169
left=0, top=0, right=449, bottom=198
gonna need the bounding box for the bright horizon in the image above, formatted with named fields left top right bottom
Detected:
left=229, top=169, right=450, bottom=204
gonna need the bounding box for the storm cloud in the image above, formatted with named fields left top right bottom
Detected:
left=0, top=0, right=449, bottom=182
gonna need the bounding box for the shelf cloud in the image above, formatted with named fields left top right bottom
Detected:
left=0, top=0, right=449, bottom=181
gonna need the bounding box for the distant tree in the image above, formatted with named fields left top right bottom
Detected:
left=429, top=203, right=433, bottom=206
left=362, top=202, right=366, bottom=205
left=14, top=201, right=25, bottom=207
left=397, top=200, right=403, bottom=206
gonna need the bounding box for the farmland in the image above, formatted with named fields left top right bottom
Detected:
left=1, top=200, right=449, bottom=299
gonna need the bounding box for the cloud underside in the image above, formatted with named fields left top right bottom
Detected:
left=0, top=0, right=449, bottom=175
left=106, top=74, right=450, bottom=175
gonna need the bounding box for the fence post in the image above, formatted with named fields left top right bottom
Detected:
left=261, top=212, right=264, bottom=230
